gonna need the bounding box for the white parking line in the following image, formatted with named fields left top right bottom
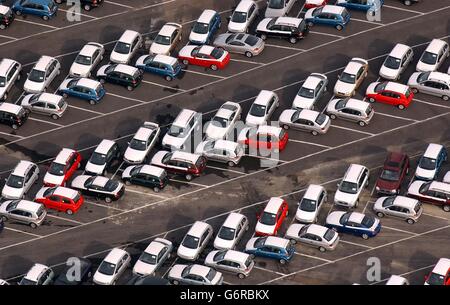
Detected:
left=265, top=43, right=306, bottom=52
left=288, top=139, right=332, bottom=149
left=28, top=117, right=63, bottom=127
left=162, top=257, right=178, bottom=278
left=375, top=111, right=418, bottom=122
left=181, top=69, right=226, bottom=79
left=230, top=58, right=264, bottom=66
left=340, top=240, right=374, bottom=249
left=124, top=188, right=169, bottom=200
left=111, top=161, right=125, bottom=179
left=362, top=200, right=371, bottom=214
left=206, top=165, right=245, bottom=175
left=170, top=179, right=209, bottom=188
left=4, top=227, right=43, bottom=238
left=413, top=98, right=450, bottom=109
left=105, top=92, right=146, bottom=104
left=68, top=105, right=103, bottom=115
left=244, top=154, right=287, bottom=164
left=382, top=226, right=419, bottom=236
left=351, top=18, right=382, bottom=25
left=14, top=19, right=59, bottom=29
left=296, top=3, right=306, bottom=18
left=0, top=34, right=18, bottom=40
left=46, top=214, right=84, bottom=225
left=254, top=265, right=287, bottom=276
left=141, top=80, right=186, bottom=92
left=383, top=4, right=425, bottom=15
left=331, top=125, right=375, bottom=136
left=14, top=92, right=25, bottom=105
left=0, top=132, right=23, bottom=139
left=84, top=200, right=127, bottom=212
left=422, top=212, right=450, bottom=221
left=104, top=0, right=134, bottom=9
left=309, top=31, right=344, bottom=39
left=294, top=252, right=333, bottom=263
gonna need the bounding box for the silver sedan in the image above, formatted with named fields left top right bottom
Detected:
left=213, top=33, right=265, bottom=58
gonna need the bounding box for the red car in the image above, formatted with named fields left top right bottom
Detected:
left=424, top=258, right=450, bottom=285
left=151, top=150, right=207, bottom=181
left=365, top=81, right=414, bottom=109
left=305, top=0, right=328, bottom=9
left=375, top=152, right=410, bottom=195
left=178, top=45, right=230, bottom=70
left=407, top=180, right=450, bottom=212
left=35, top=186, right=84, bottom=215
left=255, top=197, right=289, bottom=236
left=238, top=125, right=289, bottom=152
left=43, top=148, right=82, bottom=187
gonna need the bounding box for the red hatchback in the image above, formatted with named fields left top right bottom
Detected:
left=238, top=125, right=289, bottom=153
left=35, top=186, right=84, bottom=215
left=178, top=45, right=230, bottom=70
left=365, top=81, right=414, bottom=109
left=43, top=148, right=82, bottom=187
left=255, top=197, right=289, bottom=236
left=151, top=150, right=207, bottom=181
left=375, top=152, right=410, bottom=195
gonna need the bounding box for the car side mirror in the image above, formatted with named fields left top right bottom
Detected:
left=337, top=183, right=340, bottom=187
left=227, top=16, right=231, bottom=22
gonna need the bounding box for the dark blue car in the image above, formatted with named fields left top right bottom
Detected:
left=135, top=54, right=183, bottom=81
left=12, top=0, right=58, bottom=20
left=336, top=0, right=384, bottom=12
left=245, top=236, right=295, bottom=264
left=305, top=5, right=351, bottom=31
left=326, top=211, right=381, bottom=239
left=58, top=77, right=105, bottom=105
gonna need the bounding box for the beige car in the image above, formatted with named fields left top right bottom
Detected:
left=149, top=23, right=182, bottom=56
left=334, top=58, right=368, bottom=97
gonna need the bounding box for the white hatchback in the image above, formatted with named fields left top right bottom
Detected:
left=1, top=160, right=39, bottom=200
left=93, top=248, right=131, bottom=285
left=110, top=30, right=142, bottom=64
left=24, top=56, right=60, bottom=94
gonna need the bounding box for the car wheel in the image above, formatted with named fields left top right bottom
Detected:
left=99, top=78, right=106, bottom=84
left=182, top=59, right=189, bottom=65
left=210, top=64, right=218, bottom=71
left=172, top=280, right=179, bottom=285
left=289, top=37, right=297, bottom=44
left=84, top=5, right=91, bottom=11
left=250, top=254, right=255, bottom=259
left=260, top=34, right=267, bottom=40
left=406, top=218, right=415, bottom=225
left=124, top=180, right=131, bottom=186
left=397, top=104, right=405, bottom=110
left=442, top=95, right=449, bottom=101
left=279, top=259, right=287, bottom=265
left=1, top=216, right=7, bottom=221
left=245, top=51, right=253, bottom=58
left=227, top=161, right=235, bottom=167
left=308, top=22, right=314, bottom=27
left=319, top=246, right=326, bottom=253
left=404, top=0, right=412, bottom=5
left=282, top=124, right=289, bottom=130
left=238, top=273, right=246, bottom=279
left=11, top=124, right=18, bottom=130
left=62, top=93, right=68, bottom=99
left=30, top=223, right=37, bottom=229
left=105, top=197, right=112, bottom=203
left=311, top=130, right=318, bottom=136
left=165, top=75, right=173, bottom=81
left=89, top=100, right=96, bottom=105
left=361, top=233, right=369, bottom=240
left=443, top=205, right=450, bottom=212
left=15, top=10, right=22, bottom=16
left=185, top=174, right=193, bottom=181
left=153, top=187, right=160, bottom=193
left=336, top=24, right=343, bottom=31
left=42, top=15, right=49, bottom=21
left=355, top=200, right=359, bottom=208
left=66, top=209, right=74, bottom=215
left=376, top=212, right=385, bottom=218
left=368, top=97, right=375, bottom=103
left=290, top=239, right=297, bottom=245
left=51, top=114, right=59, bottom=120
left=329, top=114, right=336, bottom=120
left=0, top=24, right=5, bottom=30
left=55, top=0, right=63, bottom=3
left=3, top=92, right=7, bottom=100
left=127, top=86, right=134, bottom=91
left=411, top=88, right=418, bottom=94
left=358, top=121, right=366, bottom=127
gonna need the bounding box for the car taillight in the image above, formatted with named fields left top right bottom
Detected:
left=132, top=79, right=137, bottom=84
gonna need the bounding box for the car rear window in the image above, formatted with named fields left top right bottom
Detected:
left=206, top=269, right=217, bottom=281
left=244, top=35, right=259, bottom=46
left=315, top=113, right=327, bottom=125
left=211, top=48, right=225, bottom=59
left=414, top=203, right=421, bottom=214
left=195, top=156, right=206, bottom=169
left=365, top=105, right=373, bottom=115
left=323, top=229, right=335, bottom=242
left=57, top=99, right=66, bottom=109
left=36, top=205, right=45, bottom=218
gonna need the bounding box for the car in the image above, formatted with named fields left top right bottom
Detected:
left=0, top=5, right=15, bottom=30
left=375, top=152, right=410, bottom=195
left=255, top=197, right=289, bottom=236
left=238, top=125, right=289, bottom=153
left=149, top=22, right=182, bottom=55
left=295, top=184, right=327, bottom=223
left=292, top=73, right=328, bottom=110
left=424, top=258, right=450, bottom=285
left=334, top=58, right=369, bottom=97
left=123, top=122, right=160, bottom=164
left=12, top=0, right=57, bottom=20
left=326, top=97, right=374, bottom=126
left=135, top=54, right=183, bottom=81
left=379, top=43, right=414, bottom=80
left=227, top=0, right=259, bottom=33
left=23, top=55, right=60, bottom=93
left=213, top=212, right=249, bottom=250
left=256, top=16, right=308, bottom=44
left=325, top=211, right=381, bottom=239
left=177, top=221, right=213, bottom=261
left=305, top=0, right=328, bottom=9
left=265, top=0, right=297, bottom=18
left=168, top=264, right=223, bottom=285
left=0, top=102, right=28, bottom=129
left=414, top=143, right=447, bottom=181
left=0, top=58, right=22, bottom=101
left=0, top=218, right=3, bottom=234
left=336, top=0, right=384, bottom=12
left=161, top=108, right=202, bottom=151
left=71, top=175, right=125, bottom=203
left=407, top=180, right=450, bottom=212
left=110, top=30, right=143, bottom=64
left=365, top=81, right=414, bottom=109
left=69, top=42, right=105, bottom=77
left=122, top=165, right=168, bottom=193
left=96, top=64, right=143, bottom=91
left=444, top=171, right=450, bottom=184
left=373, top=195, right=422, bottom=224
left=278, top=108, right=331, bottom=135
left=400, top=0, right=418, bottom=5
left=408, top=71, right=450, bottom=101
left=178, top=45, right=230, bottom=71
left=304, top=5, right=351, bottom=30
left=204, top=101, right=242, bottom=140
left=43, top=148, right=82, bottom=187
left=0, top=199, right=46, bottom=228
left=189, top=9, right=221, bottom=44
left=285, top=223, right=340, bottom=252
left=334, top=164, right=369, bottom=208
left=196, top=139, right=244, bottom=167
left=416, top=39, right=449, bottom=72
left=2, top=160, right=39, bottom=200
left=19, top=264, right=54, bottom=285
left=34, top=186, right=84, bottom=215
left=53, top=257, right=93, bottom=285
left=151, top=151, right=207, bottom=181
left=213, top=33, right=265, bottom=58
left=85, top=140, right=120, bottom=176
left=54, top=0, right=103, bottom=11
left=245, top=236, right=295, bottom=264
left=245, top=90, right=279, bottom=126
left=205, top=249, right=254, bottom=279
left=126, top=275, right=170, bottom=285
left=21, top=93, right=67, bottom=120
left=386, top=275, right=409, bottom=285
left=58, top=77, right=105, bottom=105
left=133, top=238, right=173, bottom=276
left=93, top=248, right=131, bottom=285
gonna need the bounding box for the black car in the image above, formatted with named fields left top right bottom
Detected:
left=71, top=175, right=125, bottom=203
left=121, top=164, right=169, bottom=193
left=54, top=0, right=103, bottom=11
left=54, top=257, right=93, bottom=285
left=126, top=275, right=170, bottom=285
left=96, top=64, right=143, bottom=91
left=0, top=5, right=15, bottom=30
left=0, top=103, right=28, bottom=130
left=256, top=16, right=309, bottom=44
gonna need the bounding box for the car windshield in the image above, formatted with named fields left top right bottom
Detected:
left=299, top=199, right=316, bottom=212
left=6, top=174, right=24, bottom=188
left=114, top=42, right=131, bottom=54
left=19, top=278, right=37, bottom=285
left=339, top=72, right=356, bottom=84
left=218, top=226, right=235, bottom=241
left=0, top=76, right=6, bottom=87
left=75, top=54, right=92, bottom=65
left=104, top=180, right=119, bottom=192
left=193, top=22, right=209, bottom=34
left=323, top=229, right=335, bottom=242
left=182, top=235, right=199, bottom=249
left=268, top=0, right=285, bottom=9
left=380, top=169, right=400, bottom=181
left=211, top=48, right=224, bottom=59
left=213, top=250, right=226, bottom=262
left=312, top=7, right=323, bottom=17
left=5, top=200, right=19, bottom=211
left=260, top=211, right=276, bottom=226
left=231, top=11, right=247, bottom=23
left=89, top=152, right=106, bottom=165
left=210, top=116, right=228, bottom=128
left=417, top=71, right=430, bottom=83
left=427, top=272, right=445, bottom=285
left=374, top=82, right=387, bottom=92
left=420, top=51, right=437, bottom=65
left=339, top=181, right=358, bottom=194
left=98, top=261, right=116, bottom=276
left=139, top=252, right=157, bottom=265
left=168, top=125, right=186, bottom=137
left=381, top=196, right=395, bottom=208
left=130, top=165, right=143, bottom=176
left=28, top=69, right=45, bottom=82
left=129, top=139, right=146, bottom=151
left=154, top=34, right=170, bottom=45
left=48, top=162, right=65, bottom=176
left=43, top=187, right=56, bottom=197
left=361, top=216, right=375, bottom=228
left=245, top=35, right=259, bottom=46
left=383, top=56, right=401, bottom=69
left=254, top=236, right=267, bottom=248
left=249, top=104, right=266, bottom=117
left=419, top=157, right=436, bottom=170
left=298, top=87, right=314, bottom=98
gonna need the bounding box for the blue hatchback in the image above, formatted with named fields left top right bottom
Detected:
left=58, top=77, right=105, bottom=105
left=12, top=0, right=58, bottom=20
left=305, top=5, right=351, bottom=30
left=326, top=211, right=381, bottom=239
left=245, top=236, right=295, bottom=264
left=135, top=54, right=182, bottom=81
left=336, top=0, right=384, bottom=12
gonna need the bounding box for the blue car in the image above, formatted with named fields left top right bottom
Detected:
left=12, top=0, right=58, bottom=20
left=135, top=54, right=182, bottom=81
left=336, top=0, right=384, bottom=12
left=245, top=236, right=295, bottom=264
left=326, top=211, right=381, bottom=239
left=189, top=9, right=221, bottom=44
left=304, top=5, right=351, bottom=31
left=58, top=77, right=105, bottom=105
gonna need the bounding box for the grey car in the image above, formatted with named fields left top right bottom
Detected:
left=326, top=97, right=374, bottom=126
left=278, top=108, right=331, bottom=135
left=0, top=199, right=47, bottom=228
left=21, top=92, right=68, bottom=120
left=373, top=195, right=423, bottom=224
left=213, top=33, right=265, bottom=58
left=195, top=139, right=244, bottom=167
left=204, top=249, right=255, bottom=279
left=407, top=71, right=450, bottom=101
left=285, top=223, right=340, bottom=252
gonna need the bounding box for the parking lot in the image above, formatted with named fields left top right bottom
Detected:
left=0, top=0, right=449, bottom=285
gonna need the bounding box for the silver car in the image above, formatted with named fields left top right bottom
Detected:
left=168, top=264, right=223, bottom=285
left=326, top=97, right=374, bottom=126
left=196, top=139, right=244, bottom=167
left=213, top=33, right=265, bottom=58
left=0, top=200, right=47, bottom=228
left=285, top=223, right=340, bottom=252
left=204, top=249, right=254, bottom=279
left=19, top=264, right=54, bottom=285
left=292, top=73, right=328, bottom=110
left=373, top=195, right=423, bottom=224
left=278, top=108, right=331, bottom=135
left=132, top=238, right=173, bottom=276
left=21, top=93, right=67, bottom=120
left=407, top=71, right=450, bottom=101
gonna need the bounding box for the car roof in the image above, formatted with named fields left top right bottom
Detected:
left=139, top=165, right=165, bottom=177
left=198, top=45, right=215, bottom=55
left=344, top=59, right=365, bottom=74
left=432, top=258, right=450, bottom=275
left=79, top=44, right=99, bottom=57
left=0, top=102, right=22, bottom=115
left=427, top=72, right=450, bottom=84
left=223, top=212, right=245, bottom=229
left=264, top=197, right=284, bottom=214
left=54, top=148, right=75, bottom=164
left=76, top=78, right=99, bottom=89
left=348, top=212, right=365, bottom=224
left=344, top=164, right=366, bottom=183
left=34, top=56, right=55, bottom=71
left=25, top=264, right=49, bottom=281
left=345, top=98, right=369, bottom=112
left=304, top=184, right=324, bottom=200
left=426, top=39, right=447, bottom=53
left=197, top=9, right=217, bottom=24
left=38, top=93, right=63, bottom=105
left=190, top=264, right=211, bottom=277
left=429, top=181, right=450, bottom=193
left=275, top=17, right=302, bottom=28
left=53, top=186, right=79, bottom=199
left=134, top=125, right=155, bottom=141
left=119, top=30, right=140, bottom=43
left=172, top=151, right=201, bottom=164
left=0, top=5, right=10, bottom=15
left=384, top=82, right=408, bottom=94
left=392, top=196, right=418, bottom=209
left=386, top=275, right=407, bottom=285
left=235, top=0, right=255, bottom=12
left=307, top=224, right=329, bottom=236
left=92, top=176, right=110, bottom=188
left=114, top=64, right=137, bottom=75
left=145, top=240, right=166, bottom=255
left=322, top=5, right=345, bottom=15
left=12, top=161, right=35, bottom=176
left=173, top=109, right=196, bottom=127
left=158, top=23, right=178, bottom=37
left=214, top=140, right=239, bottom=152
left=385, top=151, right=405, bottom=166
left=224, top=249, right=249, bottom=263
left=0, top=58, right=17, bottom=76
left=215, top=108, right=234, bottom=120
left=17, top=200, right=41, bottom=213
left=254, top=90, right=275, bottom=105
left=302, top=74, right=322, bottom=89
left=95, top=139, right=116, bottom=155
left=390, top=43, right=410, bottom=59
left=154, top=54, right=177, bottom=66
left=104, top=248, right=127, bottom=263
left=188, top=221, right=210, bottom=237
left=256, top=125, right=282, bottom=137
left=298, top=109, right=319, bottom=121
left=423, top=143, right=444, bottom=159
left=265, top=236, right=289, bottom=248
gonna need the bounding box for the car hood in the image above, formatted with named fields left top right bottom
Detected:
left=292, top=95, right=314, bottom=109
left=69, top=63, right=91, bottom=77
left=168, top=264, right=187, bottom=280
left=245, top=113, right=265, bottom=126
left=1, top=185, right=24, bottom=199
left=96, top=65, right=109, bottom=77
left=204, top=251, right=217, bottom=266
left=151, top=151, right=169, bottom=167
left=334, top=189, right=358, bottom=206
left=150, top=43, right=170, bottom=55
left=24, top=79, right=45, bottom=93
left=189, top=31, right=208, bottom=44
left=415, top=167, right=436, bottom=180
left=178, top=45, right=196, bottom=58
left=416, top=61, right=435, bottom=72
left=20, top=94, right=34, bottom=107
left=205, top=123, right=227, bottom=140
left=133, top=260, right=157, bottom=276
left=124, top=147, right=147, bottom=163
left=177, top=245, right=199, bottom=260
left=58, top=78, right=72, bottom=91
left=71, top=175, right=90, bottom=190
left=379, top=65, right=399, bottom=80
left=135, top=55, right=147, bottom=67
left=407, top=72, right=420, bottom=87
left=326, top=211, right=346, bottom=226
left=407, top=180, right=423, bottom=197
left=365, top=82, right=378, bottom=95
left=85, top=161, right=106, bottom=175
left=121, top=165, right=135, bottom=179
left=285, top=223, right=305, bottom=239
left=34, top=187, right=50, bottom=201
left=162, top=133, right=185, bottom=149
left=256, top=18, right=272, bottom=32
left=110, top=51, right=130, bottom=64
left=228, top=21, right=247, bottom=33
left=213, top=35, right=228, bottom=47
left=376, top=177, right=400, bottom=192
left=93, top=271, right=114, bottom=285
left=334, top=80, right=355, bottom=95
left=213, top=236, right=235, bottom=250
left=245, top=237, right=258, bottom=252
left=44, top=172, right=64, bottom=186
left=304, top=9, right=314, bottom=20
left=295, top=208, right=316, bottom=222
left=279, top=109, right=296, bottom=124
left=255, top=221, right=275, bottom=235
left=373, top=197, right=388, bottom=211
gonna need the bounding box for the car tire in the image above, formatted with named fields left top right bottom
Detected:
left=260, top=34, right=267, bottom=40
left=51, top=114, right=59, bottom=120
left=355, top=200, right=359, bottom=208
left=238, top=273, right=246, bottom=279
left=361, top=233, right=369, bottom=240
left=89, top=100, right=96, bottom=105
left=290, top=239, right=297, bottom=245
left=442, top=95, right=449, bottom=101
left=319, top=246, right=326, bottom=253
left=250, top=254, right=255, bottom=259
left=336, top=24, right=343, bottom=31
left=311, top=130, right=318, bottom=136
left=397, top=104, right=405, bottom=110
left=124, top=180, right=131, bottom=186
left=66, top=209, right=74, bottom=215
left=3, top=92, right=7, bottom=100
left=411, top=88, right=418, bottom=94
left=289, top=37, right=297, bottom=44
left=62, top=93, right=68, bottom=98
left=0, top=25, right=5, bottom=30
left=377, top=212, right=384, bottom=218
left=11, top=124, right=18, bottom=130
left=42, top=15, right=49, bottom=21
left=443, top=205, right=450, bottom=212
left=368, top=97, right=375, bottom=103
left=182, top=59, right=189, bottom=65
left=406, top=218, right=415, bottom=225
left=15, top=10, right=22, bottom=16
left=358, top=121, right=366, bottom=127
left=185, top=174, right=193, bottom=181
left=1, top=216, right=7, bottom=221
left=245, top=51, right=253, bottom=58
left=210, top=64, right=218, bottom=71
left=279, top=259, right=287, bottom=265
left=283, top=124, right=289, bottom=130
left=84, top=5, right=91, bottom=11
left=153, top=187, right=160, bottom=193
left=227, top=161, right=235, bottom=167
left=329, top=114, right=336, bottom=120
left=308, top=22, right=314, bottom=27
left=99, top=78, right=106, bottom=84
left=55, top=0, right=63, bottom=3
left=105, top=197, right=112, bottom=203
left=30, top=223, right=37, bottom=229
left=127, top=86, right=134, bottom=91
left=404, top=0, right=412, bottom=5
left=165, top=75, right=173, bottom=81
left=172, top=280, right=179, bottom=285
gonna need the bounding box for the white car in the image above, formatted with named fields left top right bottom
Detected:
left=334, top=164, right=370, bottom=208
left=415, top=143, right=446, bottom=181
left=443, top=171, right=450, bottom=184
left=110, top=30, right=143, bottom=64
left=228, top=0, right=259, bottom=33
left=69, top=42, right=105, bottom=77
left=285, top=223, right=340, bottom=252
left=333, top=57, right=368, bottom=97
left=24, top=56, right=60, bottom=93
left=295, top=184, right=327, bottom=223
left=326, top=97, right=374, bottom=126
left=265, top=0, right=297, bottom=18
left=162, top=108, right=202, bottom=151
left=416, top=39, right=449, bottom=72
left=123, top=122, right=160, bottom=164
left=177, top=221, right=213, bottom=261
left=43, top=148, right=79, bottom=186
left=0, top=58, right=22, bottom=101
left=245, top=90, right=279, bottom=126
left=85, top=139, right=120, bottom=175
left=292, top=73, right=328, bottom=110
left=205, top=249, right=254, bottom=278
left=19, top=264, right=54, bottom=285
left=205, top=101, right=242, bottom=140
left=168, top=264, right=223, bottom=285
left=132, top=238, right=173, bottom=276
left=386, top=275, right=409, bottom=285
left=93, top=248, right=131, bottom=285
left=379, top=43, right=414, bottom=80
left=149, top=22, right=182, bottom=55
left=214, top=212, right=249, bottom=250
left=1, top=160, right=39, bottom=200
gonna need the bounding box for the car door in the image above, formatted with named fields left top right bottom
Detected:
left=91, top=49, right=100, bottom=67
left=106, top=71, right=120, bottom=84
left=268, top=24, right=283, bottom=38
left=228, top=40, right=245, bottom=53
left=23, top=168, right=33, bottom=193
left=10, top=209, right=28, bottom=224
left=47, top=195, right=61, bottom=210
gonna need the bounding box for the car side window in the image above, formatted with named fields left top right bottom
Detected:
left=62, top=197, right=71, bottom=204
left=248, top=4, right=255, bottom=17
left=49, top=195, right=60, bottom=202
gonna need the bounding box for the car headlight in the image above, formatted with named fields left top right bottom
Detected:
left=375, top=186, right=380, bottom=191
left=391, top=189, right=398, bottom=193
